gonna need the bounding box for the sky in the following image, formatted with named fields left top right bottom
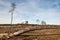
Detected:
left=0, top=0, right=60, bottom=24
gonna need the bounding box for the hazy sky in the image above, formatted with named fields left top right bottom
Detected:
left=0, top=0, right=60, bottom=24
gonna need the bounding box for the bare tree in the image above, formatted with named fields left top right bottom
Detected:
left=36, top=19, right=40, bottom=24
left=41, top=21, right=46, bottom=25
left=9, top=3, right=16, bottom=24
left=25, top=21, right=28, bottom=24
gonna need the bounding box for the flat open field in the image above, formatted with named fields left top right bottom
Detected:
left=0, top=24, right=60, bottom=40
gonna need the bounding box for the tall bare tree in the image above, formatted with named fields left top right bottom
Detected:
left=9, top=3, right=16, bottom=24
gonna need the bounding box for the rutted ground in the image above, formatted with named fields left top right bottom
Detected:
left=0, top=24, right=60, bottom=40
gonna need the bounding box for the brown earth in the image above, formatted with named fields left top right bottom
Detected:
left=0, top=24, right=60, bottom=40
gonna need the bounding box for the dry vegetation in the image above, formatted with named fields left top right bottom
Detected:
left=0, top=24, right=60, bottom=40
